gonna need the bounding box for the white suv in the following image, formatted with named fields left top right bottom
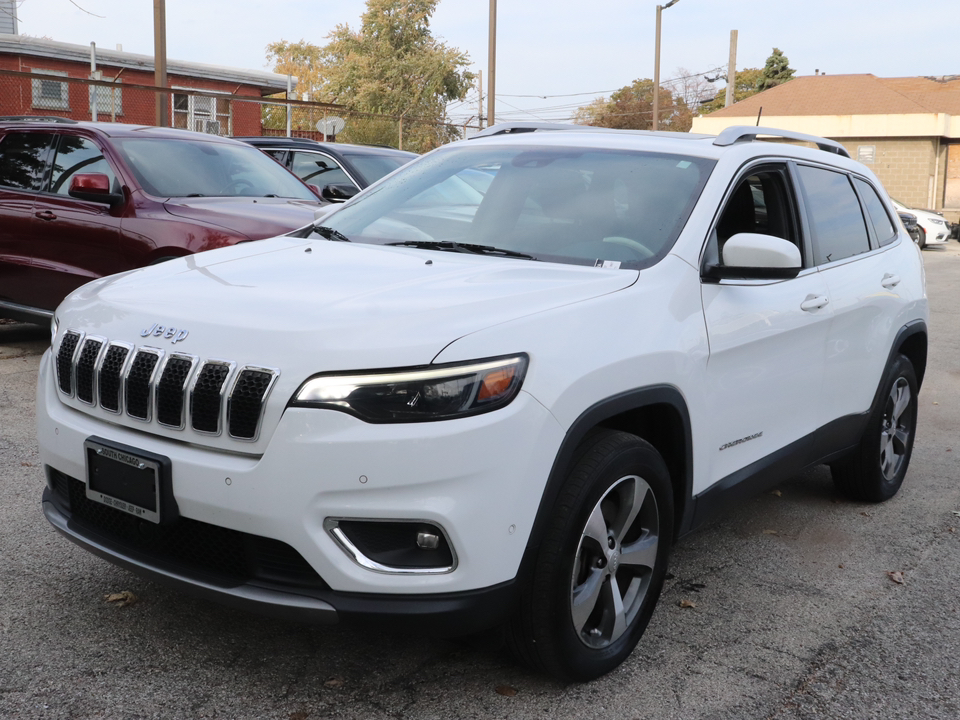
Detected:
left=37, top=124, right=929, bottom=681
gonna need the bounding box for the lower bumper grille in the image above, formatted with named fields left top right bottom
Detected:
left=51, top=470, right=327, bottom=590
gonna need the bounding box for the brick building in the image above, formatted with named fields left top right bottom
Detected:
left=0, top=33, right=293, bottom=136
left=692, top=74, right=960, bottom=221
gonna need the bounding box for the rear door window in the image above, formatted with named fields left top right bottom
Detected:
left=796, top=165, right=870, bottom=265
left=853, top=177, right=897, bottom=247
left=0, top=132, right=55, bottom=191
left=291, top=152, right=354, bottom=188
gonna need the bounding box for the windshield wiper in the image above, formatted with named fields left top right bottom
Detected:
left=313, top=225, right=351, bottom=242
left=386, top=240, right=536, bottom=260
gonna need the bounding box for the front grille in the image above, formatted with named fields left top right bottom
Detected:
left=56, top=331, right=82, bottom=395
left=54, top=471, right=326, bottom=589
left=126, top=350, right=161, bottom=420
left=229, top=370, right=275, bottom=439
left=75, top=338, right=103, bottom=404
left=191, top=362, right=231, bottom=434
left=55, top=328, right=278, bottom=443
left=157, top=356, right=194, bottom=427
left=98, top=344, right=130, bottom=412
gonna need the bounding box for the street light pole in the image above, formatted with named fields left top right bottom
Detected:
left=652, top=0, right=679, bottom=132
left=487, top=0, right=496, bottom=127
left=153, top=0, right=168, bottom=127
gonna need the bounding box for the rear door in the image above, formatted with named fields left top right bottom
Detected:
left=0, top=130, right=54, bottom=311
left=20, top=133, right=125, bottom=311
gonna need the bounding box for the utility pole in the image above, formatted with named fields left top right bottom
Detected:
left=652, top=0, right=679, bottom=132
left=477, top=71, right=483, bottom=131
left=487, top=0, right=496, bottom=127
left=153, top=0, right=168, bottom=126
left=725, top=30, right=738, bottom=108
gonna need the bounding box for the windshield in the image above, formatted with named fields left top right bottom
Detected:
left=343, top=152, right=417, bottom=186
left=115, top=138, right=317, bottom=200
left=313, top=144, right=715, bottom=269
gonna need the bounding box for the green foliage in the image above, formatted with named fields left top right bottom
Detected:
left=266, top=0, right=474, bottom=153
left=698, top=67, right=763, bottom=115
left=757, top=48, right=795, bottom=92
left=573, top=78, right=690, bottom=131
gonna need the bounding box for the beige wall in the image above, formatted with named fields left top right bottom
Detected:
left=836, top=137, right=937, bottom=210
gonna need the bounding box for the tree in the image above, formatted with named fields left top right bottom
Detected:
left=572, top=76, right=689, bottom=132
left=698, top=67, right=763, bottom=115
left=757, top=48, right=795, bottom=92
left=266, top=0, right=474, bottom=152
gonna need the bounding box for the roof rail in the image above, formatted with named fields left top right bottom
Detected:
left=470, top=122, right=586, bottom=139
left=713, top=126, right=851, bottom=158
left=0, top=115, right=78, bottom=124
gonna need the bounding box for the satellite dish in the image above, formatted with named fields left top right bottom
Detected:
left=316, top=117, right=346, bottom=135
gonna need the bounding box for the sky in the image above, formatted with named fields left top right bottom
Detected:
left=11, top=0, right=960, bottom=125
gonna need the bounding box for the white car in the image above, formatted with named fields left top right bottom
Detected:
left=891, top=198, right=950, bottom=247
left=38, top=124, right=929, bottom=681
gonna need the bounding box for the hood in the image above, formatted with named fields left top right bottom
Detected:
left=163, top=197, right=321, bottom=239
left=58, top=238, right=637, bottom=375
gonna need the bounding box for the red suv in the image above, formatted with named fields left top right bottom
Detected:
left=0, top=118, right=323, bottom=324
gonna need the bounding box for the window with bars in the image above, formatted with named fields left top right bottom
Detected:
left=31, top=69, right=70, bottom=111
left=172, top=92, right=231, bottom=135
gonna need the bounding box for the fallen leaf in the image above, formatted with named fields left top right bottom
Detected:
left=770, top=489, right=782, bottom=497
left=103, top=591, right=138, bottom=607
left=289, top=712, right=310, bottom=720
left=323, top=676, right=344, bottom=689
left=933, top=402, right=939, bottom=406
left=762, top=529, right=779, bottom=535
left=886, top=571, right=905, bottom=585
left=679, top=599, right=697, bottom=609
left=949, top=527, right=956, bottom=533
left=20, top=462, right=33, bottom=467
left=860, top=511, right=872, bottom=517
left=952, top=511, right=960, bottom=517
left=838, top=564, right=844, bottom=569
left=496, top=685, right=518, bottom=697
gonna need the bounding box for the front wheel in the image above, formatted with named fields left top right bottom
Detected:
left=831, top=354, right=918, bottom=502
left=508, top=430, right=673, bottom=681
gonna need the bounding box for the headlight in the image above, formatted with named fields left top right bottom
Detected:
left=930, top=218, right=945, bottom=225
left=50, top=313, right=59, bottom=344
left=291, top=354, right=528, bottom=423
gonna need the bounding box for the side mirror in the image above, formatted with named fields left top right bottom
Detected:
left=704, top=233, right=802, bottom=281
left=68, top=173, right=124, bottom=207
left=321, top=183, right=360, bottom=203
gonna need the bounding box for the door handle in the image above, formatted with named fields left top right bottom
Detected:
left=800, top=294, right=829, bottom=312
left=881, top=273, right=901, bottom=289
left=35, top=210, right=57, bottom=221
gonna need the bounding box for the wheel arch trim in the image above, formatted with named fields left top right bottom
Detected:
left=517, top=385, right=693, bottom=582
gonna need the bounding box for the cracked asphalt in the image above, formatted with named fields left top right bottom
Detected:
left=1, top=242, right=959, bottom=719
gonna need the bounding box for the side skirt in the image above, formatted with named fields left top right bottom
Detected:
left=686, top=412, right=868, bottom=534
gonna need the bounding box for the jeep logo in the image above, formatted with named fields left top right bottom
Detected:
left=140, top=323, right=189, bottom=344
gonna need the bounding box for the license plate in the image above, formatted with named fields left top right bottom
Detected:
left=84, top=438, right=171, bottom=524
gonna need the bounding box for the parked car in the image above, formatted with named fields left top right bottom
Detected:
left=891, top=198, right=950, bottom=248
left=38, top=123, right=928, bottom=682
left=236, top=136, right=416, bottom=202
left=0, top=118, right=323, bottom=324
left=898, top=211, right=923, bottom=245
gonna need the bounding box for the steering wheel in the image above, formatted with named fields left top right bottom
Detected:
left=602, top=236, right=655, bottom=260
left=218, top=180, right=256, bottom=196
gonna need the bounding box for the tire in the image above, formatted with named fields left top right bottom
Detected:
left=831, top=354, right=918, bottom=502
left=917, top=227, right=927, bottom=249
left=507, top=430, right=673, bottom=681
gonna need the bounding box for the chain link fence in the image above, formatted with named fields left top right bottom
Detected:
left=0, top=69, right=478, bottom=153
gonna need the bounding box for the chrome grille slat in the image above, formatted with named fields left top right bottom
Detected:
left=57, top=329, right=277, bottom=443
left=56, top=331, right=83, bottom=396
left=98, top=343, right=131, bottom=413
left=125, top=349, right=163, bottom=421
left=75, top=338, right=103, bottom=405
left=156, top=355, right=196, bottom=428
left=190, top=361, right=233, bottom=435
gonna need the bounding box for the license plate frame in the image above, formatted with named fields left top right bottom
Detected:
left=84, top=437, right=176, bottom=525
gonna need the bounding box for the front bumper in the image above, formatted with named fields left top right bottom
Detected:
left=37, top=349, right=563, bottom=624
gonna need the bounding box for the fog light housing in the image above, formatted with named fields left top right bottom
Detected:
left=324, top=518, right=456, bottom=574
